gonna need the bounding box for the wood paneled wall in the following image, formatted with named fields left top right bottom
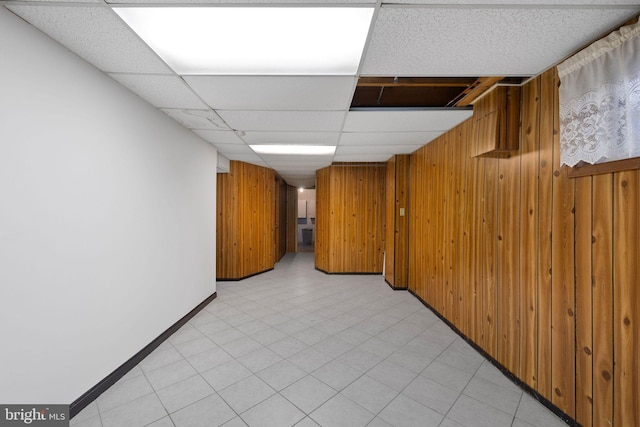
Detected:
left=216, top=161, right=275, bottom=280
left=408, top=69, right=640, bottom=426
left=384, top=155, right=410, bottom=289
left=286, top=185, right=298, bottom=253
left=315, top=164, right=386, bottom=273
left=275, top=175, right=287, bottom=262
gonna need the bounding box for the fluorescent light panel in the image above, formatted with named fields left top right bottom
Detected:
left=250, top=145, right=336, bottom=155
left=114, top=7, right=374, bottom=75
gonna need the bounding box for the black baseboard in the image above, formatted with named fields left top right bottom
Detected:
left=216, top=268, right=274, bottom=281
left=384, top=278, right=408, bottom=290
left=407, top=289, right=580, bottom=427
left=315, top=267, right=382, bottom=275
left=70, top=291, right=217, bottom=419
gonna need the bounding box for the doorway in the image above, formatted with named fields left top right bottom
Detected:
left=297, top=188, right=316, bottom=253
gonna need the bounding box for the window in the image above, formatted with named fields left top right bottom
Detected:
left=558, top=20, right=640, bottom=173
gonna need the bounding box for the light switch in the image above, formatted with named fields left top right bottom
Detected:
left=399, top=208, right=405, bottom=216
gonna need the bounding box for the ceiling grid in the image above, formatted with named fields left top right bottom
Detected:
left=3, top=0, right=639, bottom=187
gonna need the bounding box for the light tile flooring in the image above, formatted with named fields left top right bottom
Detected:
left=71, top=253, right=568, bottom=427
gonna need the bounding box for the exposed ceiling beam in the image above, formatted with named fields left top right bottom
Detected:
left=450, top=76, right=504, bottom=107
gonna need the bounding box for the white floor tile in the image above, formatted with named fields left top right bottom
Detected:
left=287, top=348, right=332, bottom=373
left=312, top=360, right=362, bottom=391
left=146, top=359, right=198, bottom=391
left=96, top=374, right=154, bottom=413
left=366, top=360, right=417, bottom=392
left=341, top=375, right=398, bottom=414
left=420, top=361, right=473, bottom=392
left=378, top=394, right=443, bottom=427
left=463, top=375, right=522, bottom=416
left=187, top=347, right=233, bottom=373
left=140, top=346, right=185, bottom=373
left=515, top=394, right=568, bottom=427
left=221, top=336, right=263, bottom=358
left=241, top=394, right=305, bottom=427
left=218, top=375, right=275, bottom=414
left=281, top=375, right=337, bottom=414
left=80, top=254, right=569, bottom=427
left=156, top=375, right=214, bottom=413
left=257, top=360, right=307, bottom=391
left=174, top=336, right=218, bottom=358
left=401, top=376, right=459, bottom=415
left=201, top=359, right=252, bottom=391
left=310, top=394, right=374, bottom=427
left=268, top=336, right=308, bottom=358
left=447, top=395, right=513, bottom=427
left=237, top=347, right=283, bottom=372
left=101, top=394, right=167, bottom=427
left=170, top=394, right=236, bottom=427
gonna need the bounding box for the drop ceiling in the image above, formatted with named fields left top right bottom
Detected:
left=3, top=1, right=639, bottom=188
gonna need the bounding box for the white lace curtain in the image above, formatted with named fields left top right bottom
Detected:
left=558, top=20, right=640, bottom=167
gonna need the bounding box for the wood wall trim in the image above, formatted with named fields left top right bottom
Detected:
left=567, top=157, right=640, bottom=178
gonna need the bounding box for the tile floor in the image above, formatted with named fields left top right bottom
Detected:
left=71, top=253, right=568, bottom=427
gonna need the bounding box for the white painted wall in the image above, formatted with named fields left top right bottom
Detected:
left=0, top=7, right=217, bottom=404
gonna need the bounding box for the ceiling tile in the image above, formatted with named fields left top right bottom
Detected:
left=333, top=154, right=392, bottom=162
left=184, top=76, right=356, bottom=110
left=223, top=153, right=267, bottom=164
left=339, top=131, right=442, bottom=146
left=9, top=0, right=100, bottom=3
left=362, top=6, right=639, bottom=76
left=260, top=154, right=334, bottom=165
left=217, top=110, right=346, bottom=132
left=193, top=130, right=245, bottom=144
left=242, top=132, right=340, bottom=145
left=162, top=109, right=230, bottom=130
left=105, top=0, right=375, bottom=5
left=213, top=144, right=254, bottom=154
left=343, top=110, right=473, bottom=132
left=6, top=5, right=172, bottom=74
left=336, top=145, right=422, bottom=155
left=389, top=0, right=639, bottom=4
left=109, top=74, right=208, bottom=109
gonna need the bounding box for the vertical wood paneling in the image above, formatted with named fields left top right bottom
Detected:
left=385, top=156, right=396, bottom=285
left=550, top=71, right=576, bottom=416
left=286, top=185, right=297, bottom=253
left=315, top=168, right=330, bottom=271
left=537, top=69, right=555, bottom=398
left=330, top=166, right=345, bottom=272
left=275, top=175, right=287, bottom=262
left=462, top=120, right=475, bottom=338
left=407, top=66, right=640, bottom=426
left=216, top=172, right=234, bottom=278
left=395, top=155, right=410, bottom=288
left=216, top=161, right=276, bottom=280
left=575, top=175, right=593, bottom=427
left=613, top=170, right=640, bottom=427
left=316, top=164, right=385, bottom=273
left=592, top=173, right=613, bottom=427
left=497, top=150, right=521, bottom=374
left=519, top=77, right=540, bottom=388
left=482, top=156, right=499, bottom=357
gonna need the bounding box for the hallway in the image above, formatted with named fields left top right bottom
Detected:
left=72, top=254, right=568, bottom=427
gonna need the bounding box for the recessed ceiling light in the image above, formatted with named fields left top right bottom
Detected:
left=250, top=145, right=336, bottom=155
left=113, top=7, right=374, bottom=75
